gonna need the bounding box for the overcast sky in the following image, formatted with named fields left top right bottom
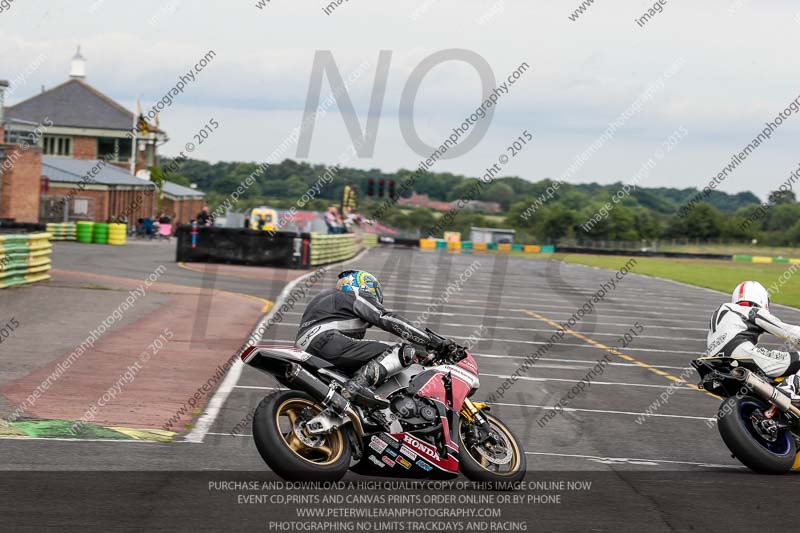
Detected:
left=2, top=0, right=799, bottom=199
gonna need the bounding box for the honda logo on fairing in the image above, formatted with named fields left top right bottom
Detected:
left=404, top=434, right=440, bottom=461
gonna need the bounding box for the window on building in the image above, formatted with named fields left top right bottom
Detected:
left=4, top=129, right=40, bottom=146
left=42, top=136, right=72, bottom=156
left=97, top=137, right=132, bottom=162
left=73, top=198, right=89, bottom=215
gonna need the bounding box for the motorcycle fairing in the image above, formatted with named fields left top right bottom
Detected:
left=354, top=431, right=459, bottom=477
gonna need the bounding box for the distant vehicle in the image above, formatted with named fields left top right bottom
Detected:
left=246, top=207, right=278, bottom=231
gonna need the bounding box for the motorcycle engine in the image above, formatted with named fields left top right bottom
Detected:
left=389, top=394, right=439, bottom=427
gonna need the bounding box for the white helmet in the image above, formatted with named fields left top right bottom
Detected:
left=731, top=281, right=769, bottom=309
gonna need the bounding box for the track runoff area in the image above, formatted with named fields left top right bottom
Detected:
left=7, top=246, right=800, bottom=530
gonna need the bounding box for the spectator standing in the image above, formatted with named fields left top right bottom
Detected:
left=197, top=205, right=213, bottom=227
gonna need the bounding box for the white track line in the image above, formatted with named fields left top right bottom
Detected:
left=480, top=373, right=694, bottom=390
left=491, top=401, right=714, bottom=421
left=183, top=251, right=369, bottom=444
left=523, top=451, right=742, bottom=470
left=254, top=337, right=703, bottom=356
left=473, top=353, right=691, bottom=371
left=198, top=436, right=740, bottom=470
left=274, top=319, right=704, bottom=343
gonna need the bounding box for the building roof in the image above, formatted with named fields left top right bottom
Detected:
left=41, top=156, right=205, bottom=197
left=162, top=180, right=205, bottom=199
left=6, top=79, right=134, bottom=131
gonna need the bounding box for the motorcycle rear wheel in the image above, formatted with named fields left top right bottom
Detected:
left=253, top=390, right=351, bottom=481
left=717, top=395, right=797, bottom=475
left=457, top=413, right=526, bottom=483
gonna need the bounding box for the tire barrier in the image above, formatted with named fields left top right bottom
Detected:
left=420, top=239, right=555, bottom=255
left=46, top=222, right=77, bottom=241
left=58, top=221, right=127, bottom=245
left=734, top=255, right=800, bottom=264
left=0, top=232, right=53, bottom=289
left=309, top=233, right=361, bottom=266
left=76, top=221, right=94, bottom=243
left=362, top=233, right=379, bottom=249
left=108, top=223, right=127, bottom=246
left=93, top=223, right=109, bottom=244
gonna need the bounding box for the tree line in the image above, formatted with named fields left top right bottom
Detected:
left=159, top=156, right=799, bottom=245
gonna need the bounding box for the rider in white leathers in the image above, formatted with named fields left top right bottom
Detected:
left=706, top=281, right=800, bottom=402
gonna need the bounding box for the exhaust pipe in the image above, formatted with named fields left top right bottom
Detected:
left=284, top=363, right=364, bottom=438
left=732, top=368, right=800, bottom=418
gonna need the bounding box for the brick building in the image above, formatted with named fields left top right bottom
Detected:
left=40, top=157, right=204, bottom=224
left=0, top=48, right=205, bottom=223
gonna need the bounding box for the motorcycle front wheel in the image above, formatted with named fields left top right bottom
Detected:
left=252, top=390, right=351, bottom=481
left=717, top=395, right=797, bottom=474
left=457, top=413, right=526, bottom=483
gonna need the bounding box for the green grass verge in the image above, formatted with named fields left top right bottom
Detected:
left=552, top=254, right=800, bottom=309
left=647, top=243, right=800, bottom=258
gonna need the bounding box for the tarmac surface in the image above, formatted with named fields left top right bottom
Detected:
left=2, top=243, right=800, bottom=531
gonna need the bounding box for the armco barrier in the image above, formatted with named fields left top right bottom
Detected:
left=0, top=232, right=53, bottom=289
left=557, top=246, right=730, bottom=260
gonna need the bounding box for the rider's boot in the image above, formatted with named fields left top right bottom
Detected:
left=777, top=374, right=800, bottom=405
left=338, top=344, right=417, bottom=412
left=307, top=345, right=416, bottom=434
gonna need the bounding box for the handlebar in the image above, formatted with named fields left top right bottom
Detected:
left=424, top=328, right=467, bottom=364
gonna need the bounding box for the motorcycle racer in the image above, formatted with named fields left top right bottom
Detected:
left=706, top=281, right=800, bottom=402
left=295, top=270, right=454, bottom=412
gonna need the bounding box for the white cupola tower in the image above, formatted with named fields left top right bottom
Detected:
left=70, top=46, right=86, bottom=79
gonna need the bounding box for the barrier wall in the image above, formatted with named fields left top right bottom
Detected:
left=175, top=227, right=369, bottom=268
left=309, top=233, right=363, bottom=266
left=362, top=233, right=379, bottom=249
left=175, top=226, right=303, bottom=268
left=46, top=222, right=76, bottom=241
left=419, top=239, right=554, bottom=255
left=734, top=255, right=800, bottom=264
left=0, top=232, right=53, bottom=289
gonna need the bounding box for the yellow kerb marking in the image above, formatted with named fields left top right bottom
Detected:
left=177, top=262, right=273, bottom=312
left=522, top=309, right=720, bottom=399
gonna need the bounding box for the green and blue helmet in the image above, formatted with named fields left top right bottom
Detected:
left=337, top=270, right=383, bottom=303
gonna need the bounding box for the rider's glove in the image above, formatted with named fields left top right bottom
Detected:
left=428, top=336, right=456, bottom=354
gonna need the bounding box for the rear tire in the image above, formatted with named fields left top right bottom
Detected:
left=457, top=413, right=526, bottom=483
left=252, top=390, right=351, bottom=481
left=717, top=395, right=796, bottom=475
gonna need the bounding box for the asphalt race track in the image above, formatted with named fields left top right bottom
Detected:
left=4, top=245, right=800, bottom=531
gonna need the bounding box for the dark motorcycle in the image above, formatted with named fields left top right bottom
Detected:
left=241, top=331, right=526, bottom=482
left=693, top=356, right=800, bottom=474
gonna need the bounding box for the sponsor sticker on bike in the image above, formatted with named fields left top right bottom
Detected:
left=381, top=456, right=396, bottom=467
left=416, top=460, right=433, bottom=472
left=399, top=444, right=418, bottom=461
left=397, top=457, right=412, bottom=469
left=368, top=455, right=386, bottom=468
left=369, top=436, right=387, bottom=454
left=379, top=433, right=401, bottom=448
left=384, top=448, right=398, bottom=458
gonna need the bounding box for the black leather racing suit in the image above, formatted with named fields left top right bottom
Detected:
left=295, top=288, right=436, bottom=385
